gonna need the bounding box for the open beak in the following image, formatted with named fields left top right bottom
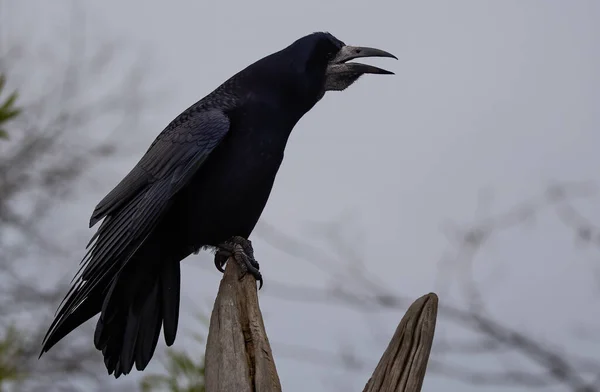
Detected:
left=329, top=45, right=397, bottom=75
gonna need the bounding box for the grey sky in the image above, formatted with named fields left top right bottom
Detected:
left=5, top=0, right=600, bottom=391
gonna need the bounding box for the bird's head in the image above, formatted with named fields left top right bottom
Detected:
left=323, top=34, right=396, bottom=92
left=239, top=32, right=396, bottom=114
left=289, top=32, right=396, bottom=95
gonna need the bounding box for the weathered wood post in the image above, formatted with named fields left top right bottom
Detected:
left=362, top=293, right=438, bottom=392
left=205, top=246, right=282, bottom=392
left=205, top=248, right=438, bottom=392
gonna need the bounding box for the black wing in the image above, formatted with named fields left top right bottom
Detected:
left=41, top=109, right=230, bottom=351
left=89, top=109, right=229, bottom=227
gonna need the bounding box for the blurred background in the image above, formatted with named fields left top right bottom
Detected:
left=1, top=0, right=599, bottom=391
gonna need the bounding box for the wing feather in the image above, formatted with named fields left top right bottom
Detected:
left=42, top=109, right=230, bottom=352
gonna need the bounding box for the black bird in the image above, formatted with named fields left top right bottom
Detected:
left=40, top=32, right=396, bottom=378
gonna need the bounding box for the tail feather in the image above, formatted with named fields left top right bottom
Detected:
left=161, top=260, right=181, bottom=346
left=93, top=258, right=181, bottom=377
left=43, top=255, right=182, bottom=378
left=41, top=172, right=183, bottom=377
left=120, top=307, right=141, bottom=375
left=135, top=280, right=163, bottom=370
left=39, top=290, right=105, bottom=357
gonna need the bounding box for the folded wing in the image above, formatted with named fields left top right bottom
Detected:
left=41, top=108, right=230, bottom=354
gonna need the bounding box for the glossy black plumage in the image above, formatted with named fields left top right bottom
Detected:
left=40, top=31, right=396, bottom=377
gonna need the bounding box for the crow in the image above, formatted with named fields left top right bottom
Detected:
left=40, top=31, right=396, bottom=378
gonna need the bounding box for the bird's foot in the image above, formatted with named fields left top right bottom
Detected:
left=214, top=236, right=262, bottom=289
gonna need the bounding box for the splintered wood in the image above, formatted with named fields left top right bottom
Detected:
left=363, top=293, right=438, bottom=392
left=205, top=248, right=282, bottom=392
left=204, top=246, right=438, bottom=392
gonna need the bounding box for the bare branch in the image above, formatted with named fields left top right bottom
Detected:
left=256, top=183, right=600, bottom=391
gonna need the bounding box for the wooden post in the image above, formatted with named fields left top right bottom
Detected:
left=205, top=246, right=282, bottom=392
left=363, top=293, right=438, bottom=392
left=205, top=248, right=438, bottom=392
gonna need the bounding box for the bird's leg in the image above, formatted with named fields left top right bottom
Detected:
left=214, top=236, right=262, bottom=289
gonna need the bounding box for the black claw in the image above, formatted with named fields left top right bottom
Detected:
left=233, top=247, right=263, bottom=289
left=214, top=251, right=228, bottom=273
left=214, top=242, right=236, bottom=273
left=215, top=236, right=263, bottom=289
left=234, top=237, right=260, bottom=272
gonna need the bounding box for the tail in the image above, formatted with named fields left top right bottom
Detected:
left=40, top=256, right=181, bottom=378
left=95, top=257, right=181, bottom=377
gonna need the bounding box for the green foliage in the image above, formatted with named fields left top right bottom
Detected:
left=0, top=73, right=21, bottom=140
left=140, top=349, right=205, bottom=392
left=0, top=74, right=24, bottom=388
left=140, top=315, right=209, bottom=392
left=0, top=326, right=26, bottom=385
